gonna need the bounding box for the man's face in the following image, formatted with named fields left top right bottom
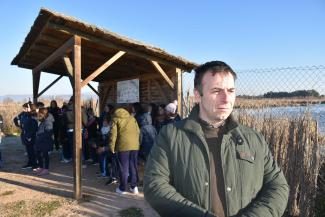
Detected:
left=194, top=71, right=236, bottom=124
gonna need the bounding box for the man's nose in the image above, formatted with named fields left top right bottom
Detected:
left=221, top=90, right=231, bottom=102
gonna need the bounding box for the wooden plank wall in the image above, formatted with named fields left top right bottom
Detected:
left=99, top=76, right=177, bottom=111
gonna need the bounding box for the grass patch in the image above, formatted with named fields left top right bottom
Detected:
left=5, top=200, right=27, bottom=217
left=119, top=207, right=144, bottom=217
left=31, top=200, right=62, bottom=216
left=0, top=190, right=14, bottom=196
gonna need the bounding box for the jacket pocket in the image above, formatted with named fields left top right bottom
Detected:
left=236, top=150, right=256, bottom=163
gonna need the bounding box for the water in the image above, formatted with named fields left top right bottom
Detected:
left=236, top=104, right=325, bottom=135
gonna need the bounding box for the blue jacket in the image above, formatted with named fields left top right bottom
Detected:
left=23, top=115, right=38, bottom=146
left=13, top=112, right=29, bottom=136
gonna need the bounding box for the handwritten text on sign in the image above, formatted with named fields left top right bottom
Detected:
left=117, top=79, right=139, bottom=103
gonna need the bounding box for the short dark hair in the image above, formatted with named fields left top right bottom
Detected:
left=194, top=61, right=237, bottom=95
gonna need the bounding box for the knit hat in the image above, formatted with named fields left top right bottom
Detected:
left=165, top=103, right=177, bottom=114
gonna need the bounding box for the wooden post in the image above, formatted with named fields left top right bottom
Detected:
left=176, top=68, right=183, bottom=117
left=72, top=36, right=82, bottom=201
left=32, top=70, right=41, bottom=104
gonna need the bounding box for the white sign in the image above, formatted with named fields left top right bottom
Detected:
left=117, top=79, right=139, bottom=103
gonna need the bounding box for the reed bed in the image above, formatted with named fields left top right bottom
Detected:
left=0, top=102, right=23, bottom=134
left=234, top=109, right=325, bottom=217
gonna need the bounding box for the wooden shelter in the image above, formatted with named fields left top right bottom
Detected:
left=11, top=8, right=198, bottom=200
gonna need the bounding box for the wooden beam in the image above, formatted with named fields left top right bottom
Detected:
left=33, top=36, right=75, bottom=73
left=47, top=22, right=195, bottom=71
left=32, top=71, right=41, bottom=103
left=72, top=35, right=82, bottom=201
left=37, top=75, right=64, bottom=98
left=102, top=72, right=163, bottom=86
left=81, top=51, right=125, bottom=88
left=150, top=61, right=174, bottom=89
left=87, top=83, right=99, bottom=96
left=100, top=85, right=112, bottom=110
left=62, top=56, right=74, bottom=86
left=176, top=68, right=183, bottom=117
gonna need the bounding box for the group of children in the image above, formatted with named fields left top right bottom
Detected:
left=10, top=98, right=181, bottom=194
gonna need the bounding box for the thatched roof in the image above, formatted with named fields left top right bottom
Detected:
left=11, top=8, right=198, bottom=82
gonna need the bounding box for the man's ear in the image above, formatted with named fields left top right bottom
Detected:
left=194, top=88, right=201, bottom=104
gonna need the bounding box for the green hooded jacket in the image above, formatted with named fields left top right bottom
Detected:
left=144, top=105, right=289, bottom=217
left=109, top=108, right=140, bottom=152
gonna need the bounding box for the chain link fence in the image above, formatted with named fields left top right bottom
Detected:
left=182, top=65, right=325, bottom=131
left=235, top=65, right=325, bottom=97
left=183, top=65, right=325, bottom=104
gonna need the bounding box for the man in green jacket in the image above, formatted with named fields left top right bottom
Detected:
left=144, top=61, right=289, bottom=217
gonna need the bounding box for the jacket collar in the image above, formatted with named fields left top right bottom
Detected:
left=182, top=104, right=238, bottom=135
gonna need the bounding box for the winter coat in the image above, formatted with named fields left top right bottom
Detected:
left=144, top=105, right=289, bottom=217
left=86, top=116, right=99, bottom=139
left=48, top=106, right=61, bottom=130
left=22, top=115, right=38, bottom=146
left=13, top=111, right=29, bottom=133
left=139, top=113, right=157, bottom=155
left=63, top=104, right=88, bottom=130
left=35, top=115, right=54, bottom=152
left=109, top=108, right=140, bottom=153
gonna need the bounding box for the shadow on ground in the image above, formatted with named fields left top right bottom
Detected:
left=0, top=136, right=158, bottom=217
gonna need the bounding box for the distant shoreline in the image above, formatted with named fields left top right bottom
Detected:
left=235, top=97, right=325, bottom=109
left=0, top=93, right=98, bottom=103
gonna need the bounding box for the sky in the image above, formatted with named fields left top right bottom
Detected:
left=1, top=0, right=325, bottom=96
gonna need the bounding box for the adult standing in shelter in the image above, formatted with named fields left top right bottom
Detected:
left=13, top=102, right=31, bottom=168
left=62, top=97, right=88, bottom=163
left=144, top=61, right=289, bottom=217
left=22, top=104, right=38, bottom=170
left=108, top=108, right=140, bottom=195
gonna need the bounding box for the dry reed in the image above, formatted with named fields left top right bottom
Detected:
left=234, top=110, right=324, bottom=217
left=0, top=99, right=98, bottom=135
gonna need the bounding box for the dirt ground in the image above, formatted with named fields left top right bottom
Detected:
left=0, top=136, right=160, bottom=217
